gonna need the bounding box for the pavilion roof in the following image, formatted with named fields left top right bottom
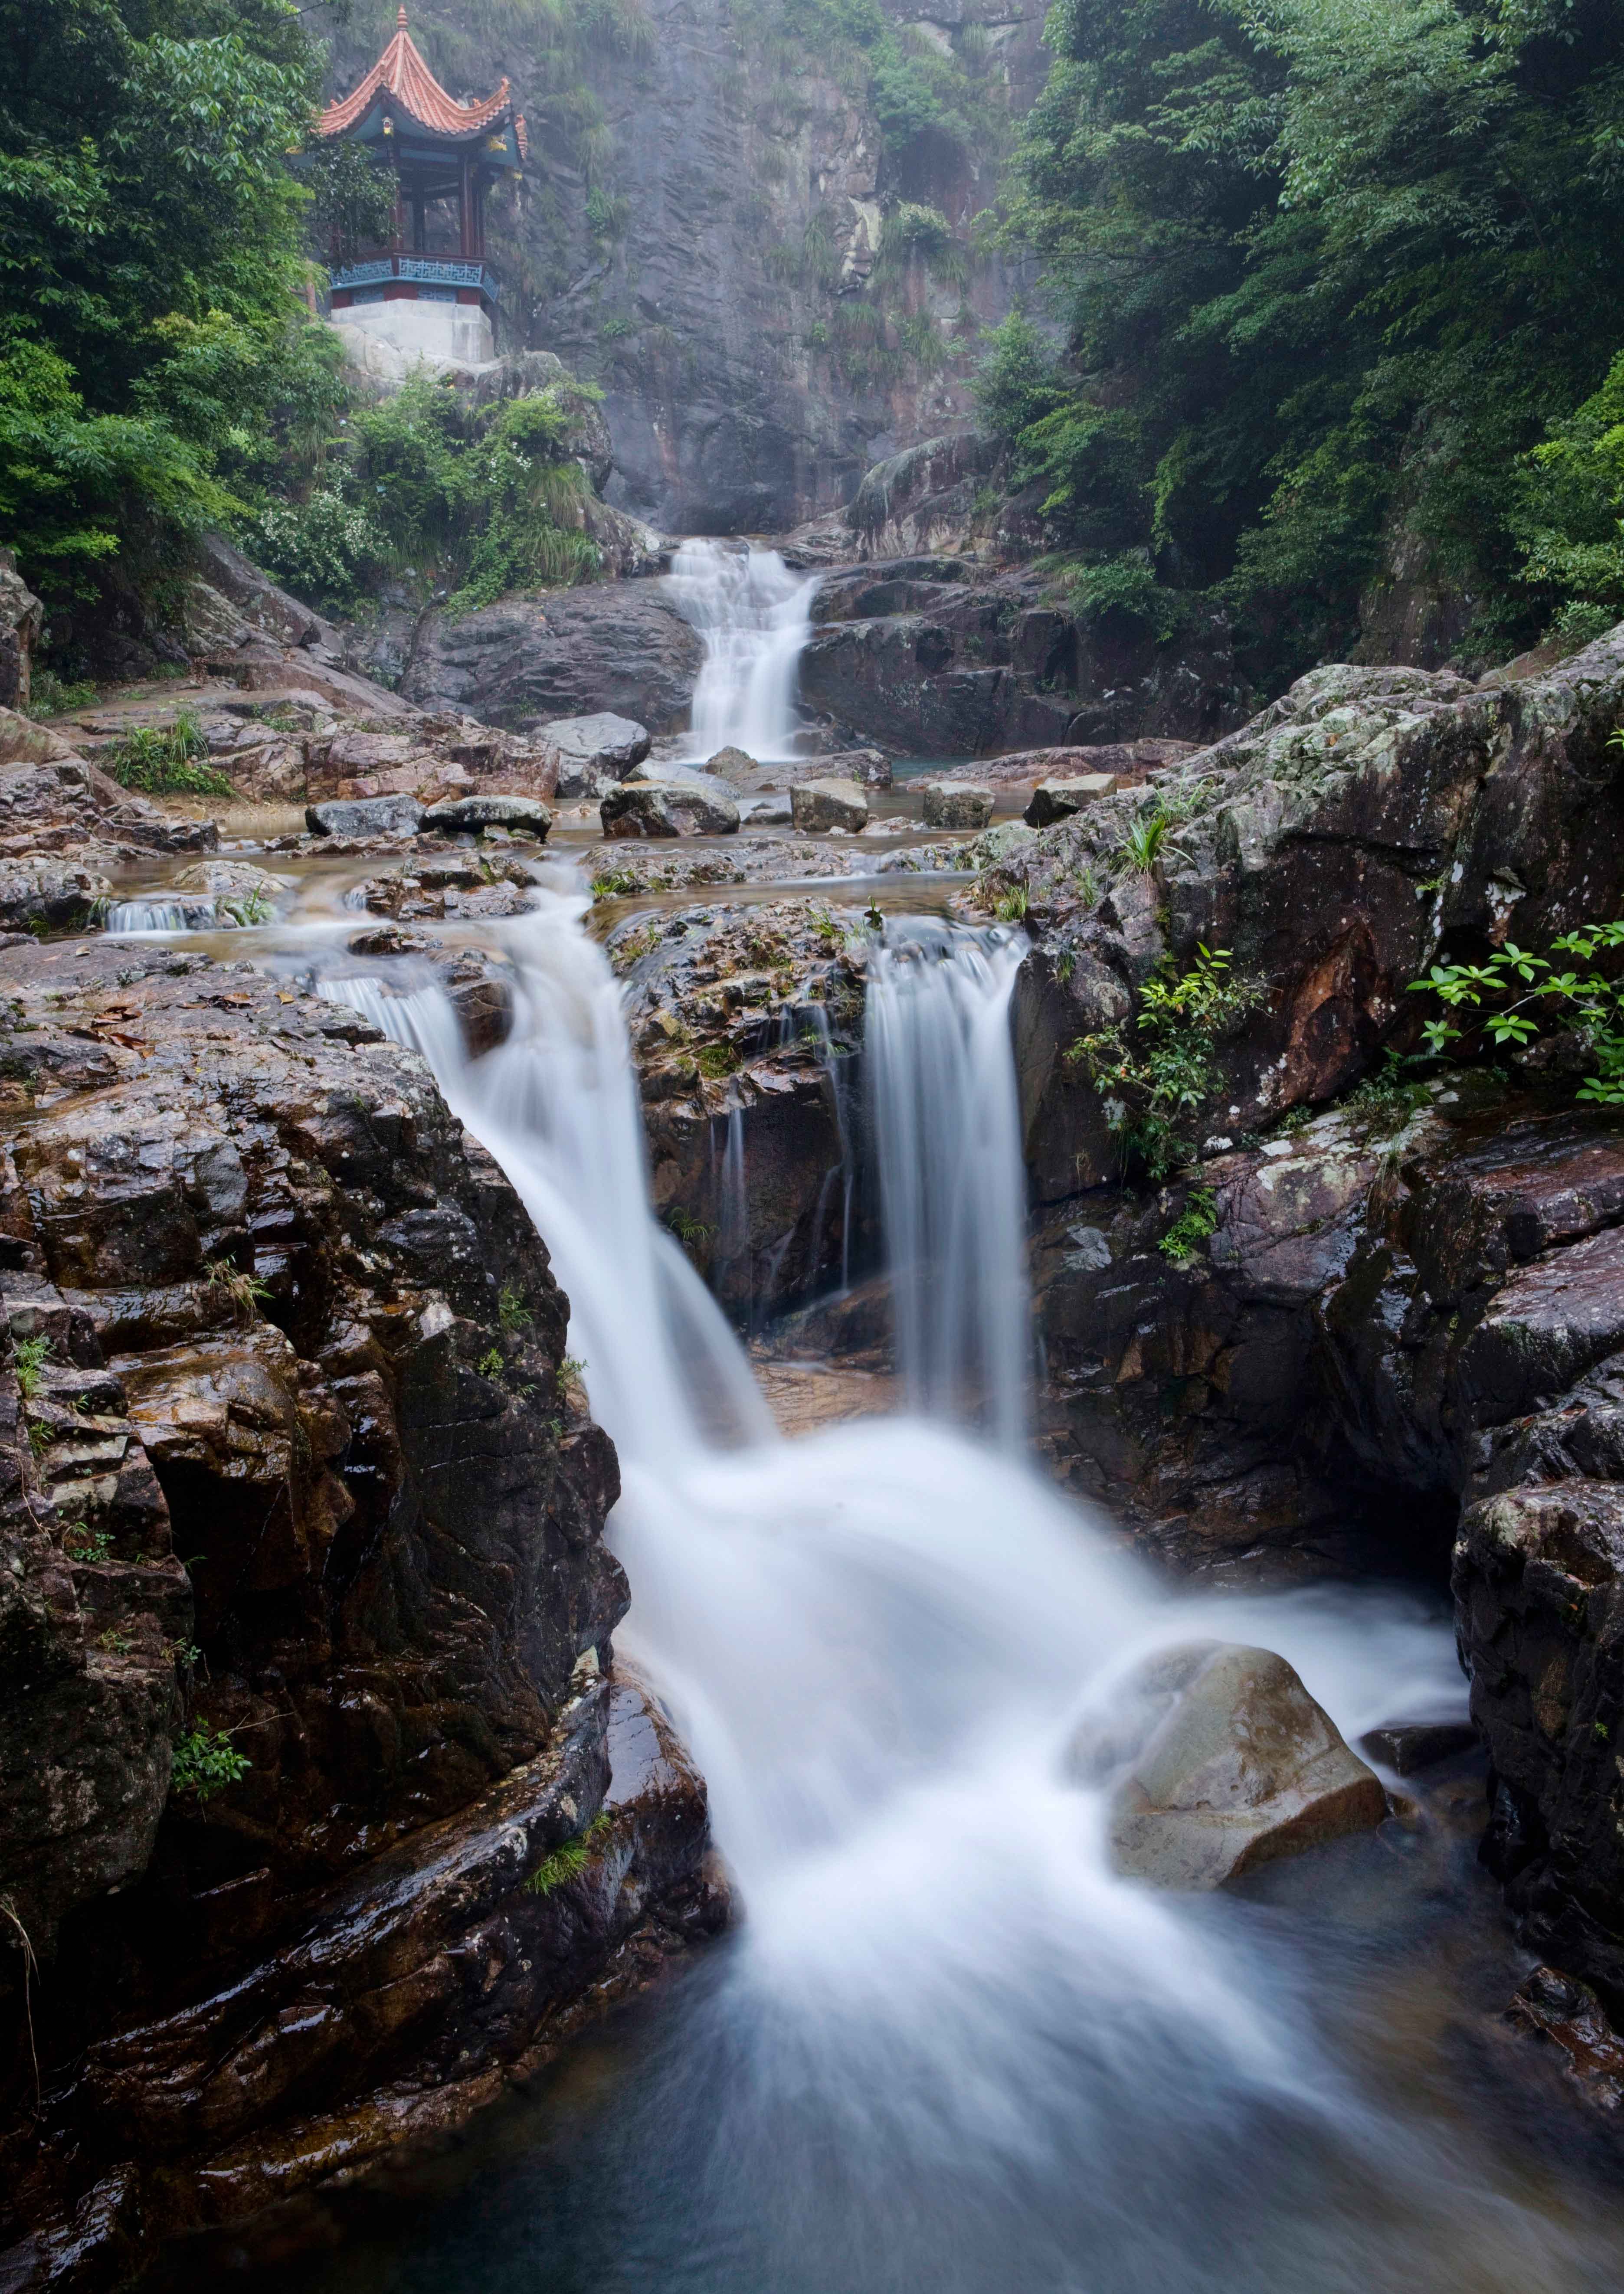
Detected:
left=318, top=10, right=528, bottom=157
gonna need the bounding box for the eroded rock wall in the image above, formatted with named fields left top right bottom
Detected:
left=1012, top=625, right=1624, bottom=2015
left=0, top=938, right=721, bottom=2289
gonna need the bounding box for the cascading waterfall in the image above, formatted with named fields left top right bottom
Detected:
left=864, top=920, right=1031, bottom=1447
left=104, top=895, right=224, bottom=934
left=665, top=538, right=817, bottom=760
left=290, top=883, right=1578, bottom=2294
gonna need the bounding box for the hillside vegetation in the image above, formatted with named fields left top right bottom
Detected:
left=981, top=0, right=1624, bottom=683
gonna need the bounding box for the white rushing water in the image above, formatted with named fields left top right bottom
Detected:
left=316, top=887, right=1460, bottom=1935
left=866, top=920, right=1031, bottom=1448
left=289, top=878, right=1587, bottom=2294
left=665, top=538, right=818, bottom=761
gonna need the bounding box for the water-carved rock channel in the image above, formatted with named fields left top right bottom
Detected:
left=9, top=576, right=1624, bottom=2294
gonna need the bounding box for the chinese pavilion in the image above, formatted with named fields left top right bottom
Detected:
left=316, top=10, right=527, bottom=367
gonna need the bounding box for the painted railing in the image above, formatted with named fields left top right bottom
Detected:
left=328, top=254, right=500, bottom=298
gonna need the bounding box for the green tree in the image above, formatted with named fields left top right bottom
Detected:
left=1000, top=0, right=1624, bottom=680
left=0, top=0, right=328, bottom=612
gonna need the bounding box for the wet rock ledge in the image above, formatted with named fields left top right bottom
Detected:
left=0, top=940, right=724, bottom=2291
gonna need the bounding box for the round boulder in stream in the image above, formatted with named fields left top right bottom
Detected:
left=1076, top=1641, right=1388, bottom=1890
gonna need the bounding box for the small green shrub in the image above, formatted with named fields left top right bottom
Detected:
left=524, top=1811, right=611, bottom=1896
left=558, top=1354, right=587, bottom=1386
left=477, top=1345, right=505, bottom=1378
left=219, top=888, right=275, bottom=927
left=497, top=1283, right=532, bottom=1332
left=206, top=1260, right=269, bottom=1325
left=246, top=487, right=384, bottom=615
left=1159, top=1187, right=1218, bottom=1264
left=1067, top=944, right=1249, bottom=1179
left=107, top=713, right=234, bottom=799
left=170, top=1728, right=250, bottom=1801
left=13, top=1334, right=50, bottom=1399
left=63, top=1523, right=113, bottom=1564
left=1342, top=1049, right=1431, bottom=1130
left=694, top=1041, right=740, bottom=1079
left=590, top=867, right=640, bottom=899
left=1409, top=920, right=1624, bottom=1104
left=1115, top=791, right=1198, bottom=874
left=994, top=885, right=1030, bottom=923
left=27, top=672, right=96, bottom=720
left=666, top=1206, right=711, bottom=1247
left=612, top=921, right=661, bottom=972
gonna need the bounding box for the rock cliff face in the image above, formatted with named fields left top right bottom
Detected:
left=802, top=553, right=1249, bottom=754
left=0, top=933, right=722, bottom=2288
left=324, top=0, right=1047, bottom=533
left=1003, top=625, right=1624, bottom=2016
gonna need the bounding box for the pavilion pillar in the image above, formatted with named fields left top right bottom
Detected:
left=411, top=193, right=426, bottom=253
left=458, top=152, right=473, bottom=259
left=472, top=174, right=487, bottom=260
left=389, top=135, right=404, bottom=255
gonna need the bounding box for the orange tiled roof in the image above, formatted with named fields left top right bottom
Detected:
left=318, top=10, right=520, bottom=146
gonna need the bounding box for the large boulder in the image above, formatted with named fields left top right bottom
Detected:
left=1015, top=635, right=1624, bottom=1192
left=846, top=432, right=1001, bottom=562
left=420, top=792, right=553, bottom=837
left=799, top=563, right=1246, bottom=756
left=602, top=779, right=740, bottom=838
left=1456, top=1481, right=1624, bottom=2008
left=192, top=534, right=341, bottom=659
left=920, top=780, right=993, bottom=830
left=403, top=587, right=703, bottom=733
left=615, top=900, right=869, bottom=1322
left=306, top=794, right=424, bottom=838
left=0, top=937, right=722, bottom=2281
left=791, top=777, right=868, bottom=832
left=541, top=711, right=652, bottom=798
left=1025, top=773, right=1116, bottom=827
left=1085, top=1642, right=1387, bottom=1890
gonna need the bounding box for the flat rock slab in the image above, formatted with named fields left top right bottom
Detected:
left=307, top=795, right=424, bottom=838
left=420, top=793, right=553, bottom=837
left=626, top=760, right=717, bottom=794
left=1096, top=1641, right=1387, bottom=1890
left=791, top=776, right=868, bottom=832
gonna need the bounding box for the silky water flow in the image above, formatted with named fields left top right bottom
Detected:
left=295, top=875, right=1621, bottom=2294
left=664, top=539, right=818, bottom=762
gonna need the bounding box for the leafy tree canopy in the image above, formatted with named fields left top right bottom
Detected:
left=0, top=0, right=334, bottom=607
left=992, top=0, right=1624, bottom=681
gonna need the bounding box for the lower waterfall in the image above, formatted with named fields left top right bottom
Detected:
left=293, top=882, right=1603, bottom=2294
left=865, top=919, right=1031, bottom=1447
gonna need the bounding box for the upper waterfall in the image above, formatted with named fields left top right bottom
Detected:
left=665, top=539, right=818, bottom=761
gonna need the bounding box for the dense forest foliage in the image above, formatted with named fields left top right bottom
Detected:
left=982, top=0, right=1624, bottom=680
left=0, top=0, right=346, bottom=627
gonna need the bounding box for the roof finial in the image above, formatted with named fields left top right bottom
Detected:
left=397, top=7, right=409, bottom=24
